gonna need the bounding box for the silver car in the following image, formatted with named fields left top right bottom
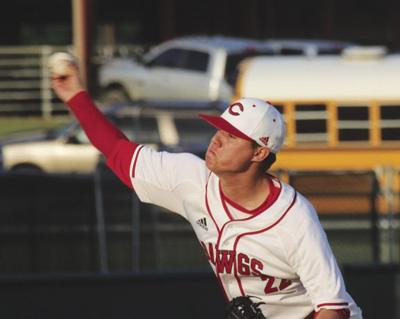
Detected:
left=0, top=104, right=218, bottom=174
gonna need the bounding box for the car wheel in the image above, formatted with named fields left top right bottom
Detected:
left=11, top=164, right=44, bottom=174
left=101, top=85, right=131, bottom=107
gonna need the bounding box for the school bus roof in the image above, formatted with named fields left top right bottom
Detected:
left=235, top=50, right=400, bottom=101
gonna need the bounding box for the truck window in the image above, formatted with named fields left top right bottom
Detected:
left=181, top=50, right=209, bottom=72
left=147, top=48, right=185, bottom=68
left=279, top=48, right=305, bottom=55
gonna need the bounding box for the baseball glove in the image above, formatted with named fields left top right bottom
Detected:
left=226, top=296, right=266, bottom=319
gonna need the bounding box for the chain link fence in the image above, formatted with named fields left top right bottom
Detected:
left=0, top=45, right=145, bottom=117
left=0, top=166, right=398, bottom=273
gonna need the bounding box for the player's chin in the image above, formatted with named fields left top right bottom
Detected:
left=205, top=153, right=216, bottom=170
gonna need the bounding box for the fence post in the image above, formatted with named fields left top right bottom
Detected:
left=151, top=206, right=162, bottom=270
left=40, top=46, right=53, bottom=119
left=131, top=193, right=141, bottom=272
left=386, top=167, right=399, bottom=263
left=93, top=164, right=109, bottom=273
left=370, top=172, right=380, bottom=263
left=377, top=166, right=399, bottom=263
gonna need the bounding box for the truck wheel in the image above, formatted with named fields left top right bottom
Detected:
left=101, top=86, right=131, bottom=107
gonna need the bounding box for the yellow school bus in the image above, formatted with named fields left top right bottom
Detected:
left=234, top=46, right=400, bottom=213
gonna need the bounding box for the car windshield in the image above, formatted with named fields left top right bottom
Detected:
left=174, top=118, right=215, bottom=146
left=67, top=114, right=161, bottom=145
left=48, top=122, right=77, bottom=139
left=114, top=115, right=161, bottom=144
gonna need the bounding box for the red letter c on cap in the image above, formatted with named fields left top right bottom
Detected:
left=228, top=102, right=244, bottom=116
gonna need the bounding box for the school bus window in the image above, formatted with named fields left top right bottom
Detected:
left=272, top=104, right=284, bottom=114
left=339, top=129, right=369, bottom=141
left=381, top=128, right=400, bottom=141
left=338, top=106, right=369, bottom=120
left=296, top=104, right=326, bottom=112
left=337, top=106, right=369, bottom=142
left=295, top=104, right=327, bottom=143
left=380, top=105, right=400, bottom=119
left=380, top=105, right=400, bottom=141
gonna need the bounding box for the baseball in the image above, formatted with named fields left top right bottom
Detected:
left=48, top=52, right=76, bottom=77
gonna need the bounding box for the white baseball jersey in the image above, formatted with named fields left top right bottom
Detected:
left=108, top=144, right=363, bottom=319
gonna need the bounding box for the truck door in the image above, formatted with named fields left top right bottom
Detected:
left=168, top=49, right=211, bottom=101
left=145, top=48, right=211, bottom=102
left=143, top=48, right=186, bottom=100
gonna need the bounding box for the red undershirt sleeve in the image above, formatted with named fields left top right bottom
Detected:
left=67, top=91, right=137, bottom=188
left=106, top=139, right=136, bottom=189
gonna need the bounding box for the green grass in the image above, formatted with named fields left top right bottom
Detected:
left=0, top=116, right=71, bottom=139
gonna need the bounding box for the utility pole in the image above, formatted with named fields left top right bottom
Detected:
left=72, top=0, right=93, bottom=89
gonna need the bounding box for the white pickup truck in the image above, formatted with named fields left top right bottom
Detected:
left=98, top=36, right=353, bottom=106
left=98, top=36, right=274, bottom=105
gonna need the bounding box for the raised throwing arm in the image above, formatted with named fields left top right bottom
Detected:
left=51, top=59, right=136, bottom=187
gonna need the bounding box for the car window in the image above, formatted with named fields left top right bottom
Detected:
left=147, top=48, right=185, bottom=68
left=317, top=48, right=344, bottom=55
left=74, top=129, right=90, bottom=144
left=61, top=111, right=161, bottom=146
left=279, top=48, right=305, bottom=55
left=174, top=118, right=215, bottom=145
left=115, top=116, right=161, bottom=144
left=181, top=50, right=209, bottom=72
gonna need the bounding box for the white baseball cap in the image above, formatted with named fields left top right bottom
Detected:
left=199, top=98, right=286, bottom=153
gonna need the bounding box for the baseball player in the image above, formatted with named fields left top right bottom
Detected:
left=52, top=64, right=362, bottom=319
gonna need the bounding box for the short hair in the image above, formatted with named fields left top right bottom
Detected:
left=263, top=152, right=276, bottom=171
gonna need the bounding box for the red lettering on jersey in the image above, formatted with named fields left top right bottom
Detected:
left=250, top=258, right=264, bottom=276
left=261, top=275, right=292, bottom=294
left=237, top=253, right=250, bottom=276
left=279, top=279, right=292, bottom=290
left=201, top=242, right=292, bottom=295
left=216, top=250, right=235, bottom=274
left=228, top=102, right=244, bottom=116
left=208, top=242, right=216, bottom=265
left=263, top=275, right=279, bottom=294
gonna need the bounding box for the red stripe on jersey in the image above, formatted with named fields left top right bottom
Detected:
left=205, top=173, right=221, bottom=234
left=205, top=174, right=232, bottom=301
left=204, top=174, right=229, bottom=301
left=131, top=145, right=145, bottom=178
left=219, top=185, right=234, bottom=220
left=220, top=178, right=281, bottom=217
left=233, top=192, right=297, bottom=296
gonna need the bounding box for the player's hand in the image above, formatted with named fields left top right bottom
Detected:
left=51, top=63, right=85, bottom=103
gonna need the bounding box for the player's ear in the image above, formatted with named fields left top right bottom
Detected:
left=252, top=146, right=270, bottom=163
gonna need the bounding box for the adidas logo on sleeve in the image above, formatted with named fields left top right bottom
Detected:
left=196, top=217, right=208, bottom=231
